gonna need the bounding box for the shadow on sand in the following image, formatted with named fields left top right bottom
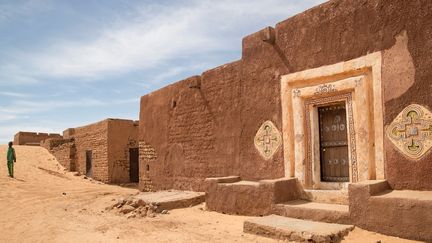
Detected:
left=10, top=177, right=26, bottom=182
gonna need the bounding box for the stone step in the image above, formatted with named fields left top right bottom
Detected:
left=301, top=189, right=349, bottom=205
left=134, top=190, right=205, bottom=212
left=273, top=200, right=350, bottom=224
left=244, top=215, right=354, bottom=243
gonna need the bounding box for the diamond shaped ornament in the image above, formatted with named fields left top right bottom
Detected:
left=386, top=104, right=432, bottom=159
left=254, top=121, right=282, bottom=160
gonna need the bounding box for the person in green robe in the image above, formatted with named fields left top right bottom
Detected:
left=6, top=141, right=16, bottom=178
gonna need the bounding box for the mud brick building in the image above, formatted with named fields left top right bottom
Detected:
left=138, top=0, right=432, bottom=241
left=67, top=119, right=139, bottom=183
left=42, top=119, right=139, bottom=184
left=14, top=131, right=62, bottom=146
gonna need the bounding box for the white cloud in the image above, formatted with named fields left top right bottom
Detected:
left=0, top=97, right=138, bottom=114
left=134, top=62, right=211, bottom=88
left=0, top=0, right=326, bottom=144
left=0, top=64, right=41, bottom=85
left=0, top=91, right=31, bottom=98
left=5, top=0, right=325, bottom=82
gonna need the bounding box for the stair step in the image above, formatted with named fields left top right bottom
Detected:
left=373, top=189, right=432, bottom=201
left=273, top=200, right=350, bottom=224
left=301, top=189, right=349, bottom=205
left=244, top=215, right=354, bottom=242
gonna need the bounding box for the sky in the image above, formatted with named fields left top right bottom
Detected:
left=0, top=0, right=325, bottom=144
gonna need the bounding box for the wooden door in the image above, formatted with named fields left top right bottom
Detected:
left=85, top=150, right=93, bottom=177
left=129, top=148, right=139, bottom=183
left=318, top=104, right=349, bottom=182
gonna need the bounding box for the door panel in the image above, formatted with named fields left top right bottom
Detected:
left=86, top=150, right=93, bottom=177
left=318, top=104, right=349, bottom=182
left=129, top=148, right=139, bottom=183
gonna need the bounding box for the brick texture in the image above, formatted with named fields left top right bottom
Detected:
left=42, top=119, right=138, bottom=184
left=14, top=132, right=62, bottom=146
left=139, top=0, right=432, bottom=190
left=41, top=138, right=76, bottom=170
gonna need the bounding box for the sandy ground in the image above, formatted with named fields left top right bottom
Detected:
left=0, top=145, right=420, bottom=243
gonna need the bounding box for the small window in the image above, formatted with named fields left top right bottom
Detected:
left=146, top=164, right=150, bottom=172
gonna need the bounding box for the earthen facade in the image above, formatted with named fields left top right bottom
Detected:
left=140, top=0, right=432, bottom=192
left=41, top=138, right=76, bottom=171
left=12, top=0, right=432, bottom=241
left=42, top=119, right=139, bottom=184
left=14, top=132, right=62, bottom=146
left=70, top=119, right=139, bottom=183
left=138, top=0, right=432, bottom=241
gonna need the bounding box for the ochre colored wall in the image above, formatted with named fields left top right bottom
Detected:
left=72, top=120, right=109, bottom=182
left=271, top=0, right=432, bottom=190
left=140, top=0, right=432, bottom=190
left=139, top=62, right=242, bottom=191
left=108, top=119, right=139, bottom=183
left=41, top=138, right=76, bottom=171
left=13, top=132, right=62, bottom=146
left=44, top=119, right=138, bottom=184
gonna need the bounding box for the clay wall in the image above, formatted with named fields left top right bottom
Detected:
left=51, top=140, right=76, bottom=171
left=40, top=119, right=138, bottom=183
left=13, top=132, right=62, bottom=146
left=63, top=128, right=75, bottom=139
left=273, top=0, right=432, bottom=190
left=270, top=0, right=432, bottom=190
left=139, top=62, right=242, bottom=191
left=107, top=119, right=139, bottom=183
left=72, top=120, right=109, bottom=182
left=206, top=177, right=300, bottom=216
left=140, top=0, right=432, bottom=190
left=349, top=181, right=432, bottom=241
left=41, top=138, right=76, bottom=171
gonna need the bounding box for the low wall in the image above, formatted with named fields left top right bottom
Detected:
left=205, top=177, right=300, bottom=216
left=14, top=132, right=62, bottom=146
left=41, top=138, right=76, bottom=171
left=349, top=181, right=432, bottom=241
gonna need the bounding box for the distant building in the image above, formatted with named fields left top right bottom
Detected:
left=42, top=118, right=139, bottom=184
left=14, top=131, right=62, bottom=146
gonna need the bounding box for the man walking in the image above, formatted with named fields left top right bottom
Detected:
left=7, top=142, right=16, bottom=178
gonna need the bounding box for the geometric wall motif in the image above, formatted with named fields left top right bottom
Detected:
left=387, top=104, right=432, bottom=159
left=254, top=120, right=282, bottom=160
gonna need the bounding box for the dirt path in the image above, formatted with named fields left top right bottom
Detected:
left=0, top=146, right=419, bottom=243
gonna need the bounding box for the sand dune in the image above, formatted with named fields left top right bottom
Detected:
left=0, top=145, right=418, bottom=243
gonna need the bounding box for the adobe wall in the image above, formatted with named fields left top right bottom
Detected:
left=41, top=119, right=138, bottom=183
left=139, top=62, right=242, bottom=191
left=140, top=0, right=432, bottom=190
left=13, top=132, right=62, bottom=146
left=349, top=181, right=432, bottom=241
left=41, top=138, right=76, bottom=171
left=72, top=120, right=109, bottom=182
left=51, top=141, right=76, bottom=171
left=269, top=0, right=432, bottom=190
left=63, top=128, right=75, bottom=139
left=280, top=0, right=432, bottom=190
left=107, top=119, right=139, bottom=183
left=206, top=177, right=300, bottom=216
